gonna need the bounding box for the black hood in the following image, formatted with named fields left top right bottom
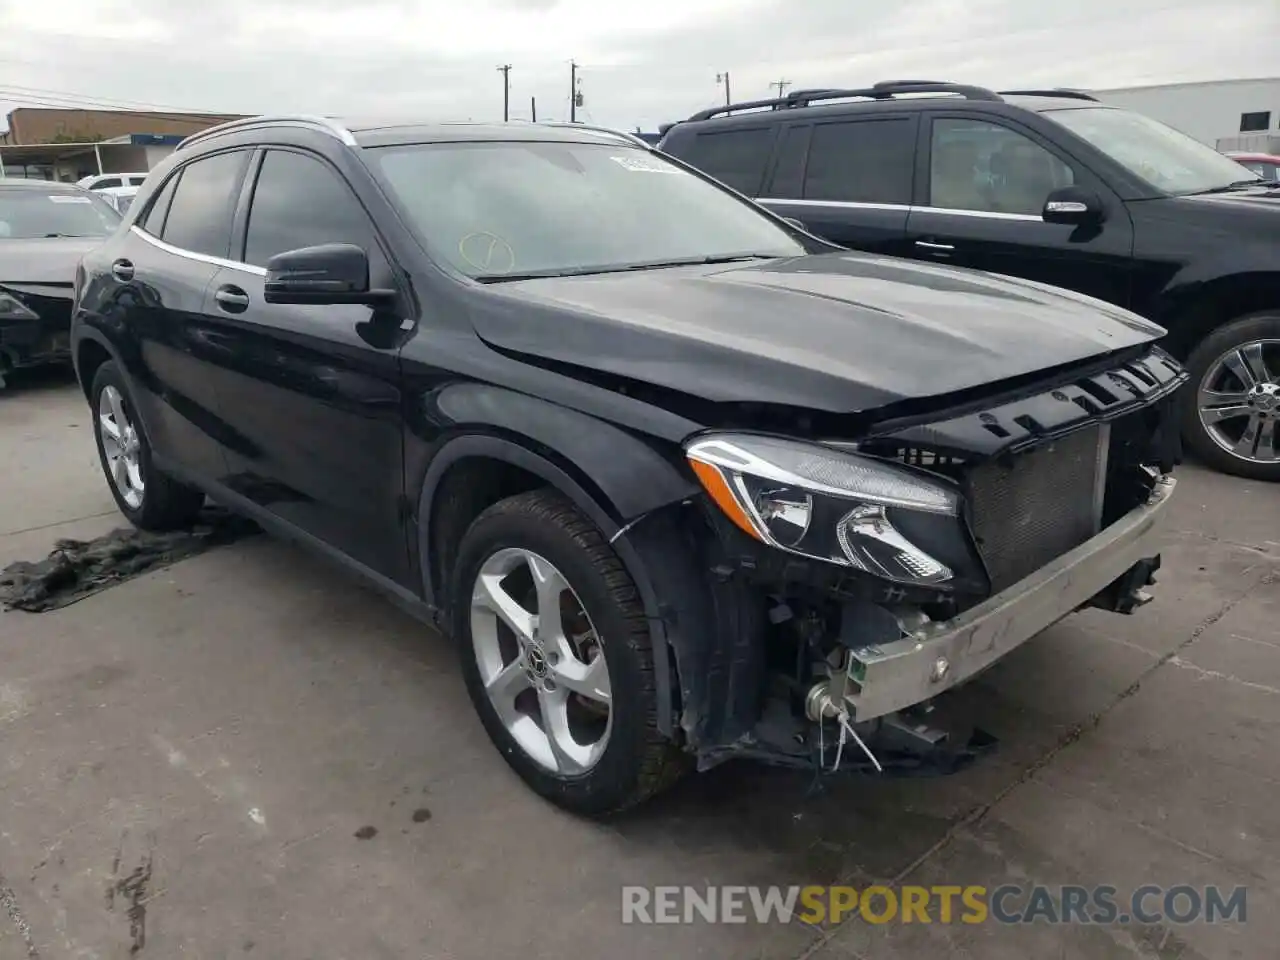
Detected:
left=0, top=237, right=102, bottom=288
left=472, top=251, right=1166, bottom=413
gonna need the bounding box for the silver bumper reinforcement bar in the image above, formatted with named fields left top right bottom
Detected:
left=841, top=475, right=1177, bottom=722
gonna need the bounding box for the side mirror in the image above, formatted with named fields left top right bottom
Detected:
left=1042, top=186, right=1105, bottom=226
left=264, top=243, right=395, bottom=306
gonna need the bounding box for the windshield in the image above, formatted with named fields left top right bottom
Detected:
left=368, top=140, right=806, bottom=279
left=0, top=189, right=122, bottom=239
left=1045, top=106, right=1263, bottom=196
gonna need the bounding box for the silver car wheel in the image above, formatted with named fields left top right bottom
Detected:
left=97, top=384, right=145, bottom=509
left=1197, top=338, right=1280, bottom=465
left=470, top=547, right=613, bottom=776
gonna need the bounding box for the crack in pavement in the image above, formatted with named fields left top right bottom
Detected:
left=791, top=570, right=1277, bottom=960
left=0, top=871, right=39, bottom=959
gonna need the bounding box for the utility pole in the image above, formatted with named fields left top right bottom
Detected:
left=769, top=78, right=791, bottom=98
left=531, top=96, right=537, bottom=122
left=498, top=64, right=512, bottom=121
left=716, top=71, right=732, bottom=105
left=569, top=60, right=579, bottom=122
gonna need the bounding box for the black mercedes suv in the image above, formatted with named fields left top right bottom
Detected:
left=72, top=116, right=1183, bottom=814
left=659, top=81, right=1280, bottom=481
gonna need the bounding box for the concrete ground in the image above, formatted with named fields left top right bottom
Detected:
left=1, top=368, right=1277, bottom=960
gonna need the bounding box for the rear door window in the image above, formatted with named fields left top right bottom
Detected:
left=160, top=150, right=249, bottom=258
left=140, top=173, right=180, bottom=235
left=92, top=177, right=122, bottom=190
left=680, top=127, right=776, bottom=195
left=765, top=125, right=812, bottom=199
left=802, top=118, right=916, bottom=205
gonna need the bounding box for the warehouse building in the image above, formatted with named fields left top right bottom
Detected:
left=1090, top=77, right=1280, bottom=151
left=0, top=107, right=245, bottom=182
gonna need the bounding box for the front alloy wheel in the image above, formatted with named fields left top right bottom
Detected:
left=1196, top=338, right=1280, bottom=466
left=471, top=546, right=613, bottom=775
left=451, top=490, right=686, bottom=815
left=1184, top=312, right=1280, bottom=481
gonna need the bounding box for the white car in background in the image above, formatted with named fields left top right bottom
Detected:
left=97, top=184, right=140, bottom=215
left=76, top=172, right=148, bottom=192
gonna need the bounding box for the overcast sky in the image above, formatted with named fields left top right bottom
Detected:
left=2, top=0, right=1277, bottom=133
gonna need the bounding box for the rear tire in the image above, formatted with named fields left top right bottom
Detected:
left=90, top=360, right=206, bottom=530
left=450, top=489, right=687, bottom=815
left=1180, top=312, right=1280, bottom=482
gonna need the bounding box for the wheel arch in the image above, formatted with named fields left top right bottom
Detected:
left=1152, top=270, right=1280, bottom=360
left=72, top=326, right=120, bottom=403
left=416, top=429, right=700, bottom=739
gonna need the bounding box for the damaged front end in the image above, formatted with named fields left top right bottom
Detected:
left=634, top=346, right=1186, bottom=779
left=0, top=282, right=75, bottom=385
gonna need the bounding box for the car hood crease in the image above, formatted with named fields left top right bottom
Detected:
left=472, top=252, right=1166, bottom=413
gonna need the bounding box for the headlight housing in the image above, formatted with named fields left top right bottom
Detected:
left=0, top=290, right=39, bottom=321
left=685, top=433, right=965, bottom=586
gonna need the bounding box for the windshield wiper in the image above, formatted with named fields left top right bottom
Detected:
left=1193, top=179, right=1272, bottom=195
left=474, top=254, right=782, bottom=283
left=42, top=233, right=93, bottom=238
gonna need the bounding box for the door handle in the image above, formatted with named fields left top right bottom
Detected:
left=914, top=241, right=955, bottom=253
left=110, top=259, right=134, bottom=281
left=214, top=285, right=250, bottom=313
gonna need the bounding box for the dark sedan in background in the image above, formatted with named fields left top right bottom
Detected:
left=0, top=179, right=121, bottom=386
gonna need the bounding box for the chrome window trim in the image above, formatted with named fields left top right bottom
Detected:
left=756, top=197, right=1047, bottom=222
left=918, top=206, right=1045, bottom=222
left=131, top=225, right=267, bottom=277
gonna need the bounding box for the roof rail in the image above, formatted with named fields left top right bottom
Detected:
left=538, top=121, right=651, bottom=148
left=176, top=114, right=358, bottom=151
left=686, top=80, right=1003, bottom=121
left=998, top=88, right=1099, bottom=102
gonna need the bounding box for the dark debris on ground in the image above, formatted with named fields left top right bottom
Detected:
left=0, top=507, right=259, bottom=613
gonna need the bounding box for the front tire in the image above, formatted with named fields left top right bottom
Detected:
left=450, top=489, right=686, bottom=815
left=90, top=360, right=206, bottom=530
left=1180, top=312, right=1280, bottom=482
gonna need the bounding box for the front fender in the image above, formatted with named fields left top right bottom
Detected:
left=409, top=384, right=702, bottom=739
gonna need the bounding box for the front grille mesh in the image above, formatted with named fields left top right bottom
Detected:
left=966, top=425, right=1108, bottom=593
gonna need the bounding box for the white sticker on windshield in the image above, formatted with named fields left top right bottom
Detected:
left=609, top=155, right=684, bottom=174
left=49, top=195, right=92, bottom=203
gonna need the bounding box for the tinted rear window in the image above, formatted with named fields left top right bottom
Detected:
left=803, top=118, right=915, bottom=205
left=161, top=150, right=249, bottom=258
left=675, top=127, right=775, bottom=195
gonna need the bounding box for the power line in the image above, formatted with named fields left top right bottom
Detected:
left=0, top=82, right=220, bottom=114
left=0, top=93, right=242, bottom=134
left=769, top=78, right=791, bottom=98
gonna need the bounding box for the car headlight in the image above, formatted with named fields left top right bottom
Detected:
left=685, top=433, right=961, bottom=586
left=0, top=291, right=39, bottom=321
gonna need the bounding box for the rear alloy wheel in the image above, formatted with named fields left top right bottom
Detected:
left=98, top=384, right=146, bottom=510
left=90, top=360, right=206, bottom=529
left=1182, top=313, right=1280, bottom=482
left=450, top=490, right=686, bottom=815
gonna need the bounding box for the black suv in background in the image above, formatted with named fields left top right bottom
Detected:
left=660, top=81, right=1280, bottom=481
left=72, top=116, right=1183, bottom=815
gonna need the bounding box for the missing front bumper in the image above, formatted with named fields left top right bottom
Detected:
left=833, top=474, right=1176, bottom=722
